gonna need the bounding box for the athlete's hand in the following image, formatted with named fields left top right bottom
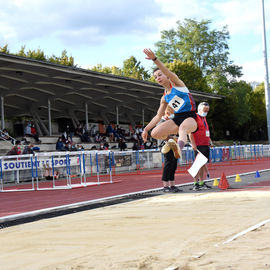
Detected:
left=142, top=129, right=148, bottom=143
left=143, top=48, right=156, bottom=61
left=189, top=142, right=197, bottom=151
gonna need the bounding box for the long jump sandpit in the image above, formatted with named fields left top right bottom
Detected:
left=1, top=190, right=270, bottom=270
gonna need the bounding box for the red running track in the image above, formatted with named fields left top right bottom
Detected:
left=0, top=158, right=270, bottom=218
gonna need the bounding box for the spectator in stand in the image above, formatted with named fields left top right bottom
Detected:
left=82, top=125, right=90, bottom=142
left=24, top=122, right=32, bottom=137
left=95, top=132, right=101, bottom=143
left=75, top=123, right=83, bottom=138
left=75, top=123, right=90, bottom=143
left=77, top=144, right=84, bottom=150
left=132, top=141, right=140, bottom=150
left=144, top=137, right=154, bottom=149
left=22, top=143, right=34, bottom=154
left=56, top=137, right=66, bottom=151
left=67, top=142, right=78, bottom=151
left=0, top=129, right=11, bottom=141
left=31, top=124, right=41, bottom=144
left=6, top=140, right=21, bottom=155
left=90, top=124, right=97, bottom=139
left=25, top=122, right=41, bottom=144
left=103, top=141, right=109, bottom=150
left=65, top=125, right=73, bottom=142
left=86, top=125, right=94, bottom=143
left=113, top=126, right=120, bottom=142
left=135, top=125, right=143, bottom=142
left=118, top=138, right=127, bottom=151
left=106, top=123, right=114, bottom=142
left=116, top=125, right=125, bottom=139
left=152, top=140, right=158, bottom=149
left=62, top=131, right=71, bottom=145
left=99, top=143, right=106, bottom=150
left=131, top=131, right=138, bottom=142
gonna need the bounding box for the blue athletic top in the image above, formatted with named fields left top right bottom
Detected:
left=164, top=86, right=196, bottom=113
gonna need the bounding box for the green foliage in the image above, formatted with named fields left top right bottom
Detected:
left=166, top=60, right=210, bottom=92
left=91, top=56, right=150, bottom=80
left=17, top=45, right=27, bottom=57
left=91, top=64, right=111, bottom=74
left=209, top=80, right=265, bottom=141
left=206, top=67, right=231, bottom=95
left=0, top=44, right=10, bottom=54
left=249, top=83, right=267, bottom=127
left=0, top=44, right=74, bottom=66
left=229, top=80, right=252, bottom=127
left=47, top=50, right=74, bottom=66
left=122, top=56, right=150, bottom=80
left=148, top=59, right=210, bottom=92
left=155, top=19, right=233, bottom=74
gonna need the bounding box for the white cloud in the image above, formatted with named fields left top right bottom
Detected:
left=212, top=0, right=267, bottom=36
left=154, top=0, right=215, bottom=33
left=0, top=0, right=163, bottom=45
left=239, top=58, right=270, bottom=83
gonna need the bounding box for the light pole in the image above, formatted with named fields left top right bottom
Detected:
left=261, top=0, right=270, bottom=142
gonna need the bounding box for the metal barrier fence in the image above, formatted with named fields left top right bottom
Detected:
left=0, top=144, right=269, bottom=192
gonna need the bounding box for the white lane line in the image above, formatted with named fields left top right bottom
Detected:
left=222, top=218, right=270, bottom=245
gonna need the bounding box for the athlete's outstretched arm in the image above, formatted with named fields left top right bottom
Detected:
left=143, top=48, right=185, bottom=87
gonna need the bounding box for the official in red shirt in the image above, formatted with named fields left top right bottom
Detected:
left=189, top=102, right=213, bottom=190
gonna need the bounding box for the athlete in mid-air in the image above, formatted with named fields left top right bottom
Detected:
left=142, top=48, right=197, bottom=158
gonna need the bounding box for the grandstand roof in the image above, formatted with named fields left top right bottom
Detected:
left=0, top=52, right=223, bottom=124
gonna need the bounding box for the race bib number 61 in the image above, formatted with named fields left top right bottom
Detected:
left=168, top=95, right=184, bottom=112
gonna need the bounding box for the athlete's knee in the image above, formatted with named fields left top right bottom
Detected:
left=151, top=129, right=159, bottom=139
left=180, top=119, right=197, bottom=133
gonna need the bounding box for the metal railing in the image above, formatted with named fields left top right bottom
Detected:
left=0, top=144, right=269, bottom=192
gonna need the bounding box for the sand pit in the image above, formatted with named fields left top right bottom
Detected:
left=1, top=190, right=270, bottom=270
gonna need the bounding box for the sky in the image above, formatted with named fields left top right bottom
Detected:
left=0, top=0, right=270, bottom=83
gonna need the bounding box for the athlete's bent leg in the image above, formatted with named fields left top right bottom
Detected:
left=178, top=117, right=197, bottom=150
left=151, top=120, right=178, bottom=140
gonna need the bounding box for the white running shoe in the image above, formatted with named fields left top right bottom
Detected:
left=161, top=142, right=170, bottom=154
left=167, top=139, right=181, bottom=159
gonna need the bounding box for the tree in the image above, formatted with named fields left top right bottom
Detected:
left=122, top=56, right=150, bottom=80
left=92, top=64, right=113, bottom=74
left=91, top=56, right=150, bottom=80
left=206, top=66, right=232, bottom=96
left=154, top=18, right=242, bottom=79
left=248, top=83, right=267, bottom=140
left=26, top=48, right=47, bottom=61
left=0, top=44, right=74, bottom=66
left=148, top=59, right=210, bottom=92
left=249, top=83, right=266, bottom=121
left=229, top=81, right=252, bottom=128
left=209, top=80, right=254, bottom=140
left=48, top=50, right=74, bottom=66
left=0, top=44, right=9, bottom=54
left=17, top=45, right=27, bottom=57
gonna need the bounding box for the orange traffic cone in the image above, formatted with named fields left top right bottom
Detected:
left=218, top=172, right=230, bottom=190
